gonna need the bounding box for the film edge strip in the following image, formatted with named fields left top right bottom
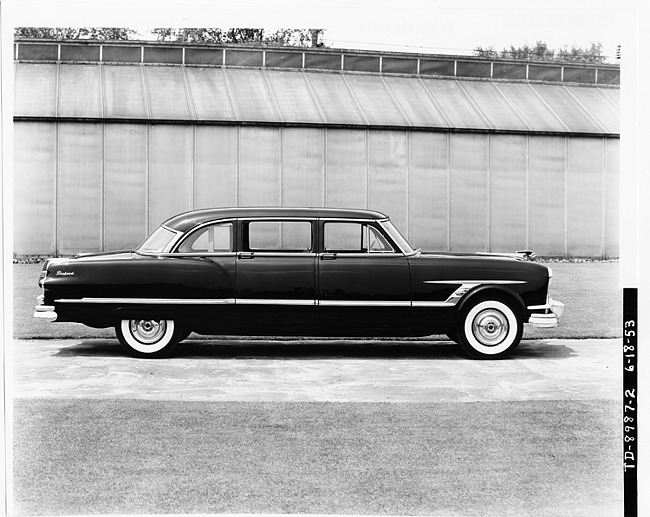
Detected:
left=623, top=287, right=637, bottom=517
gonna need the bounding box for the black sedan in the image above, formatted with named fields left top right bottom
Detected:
left=34, top=207, right=564, bottom=359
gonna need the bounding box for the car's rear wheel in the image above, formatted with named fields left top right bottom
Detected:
left=457, top=297, right=523, bottom=359
left=116, top=319, right=181, bottom=358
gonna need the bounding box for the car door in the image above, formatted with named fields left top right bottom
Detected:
left=317, top=219, right=412, bottom=334
left=235, top=218, right=317, bottom=333
left=170, top=219, right=238, bottom=331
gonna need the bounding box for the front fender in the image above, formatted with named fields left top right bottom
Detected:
left=456, top=285, right=528, bottom=318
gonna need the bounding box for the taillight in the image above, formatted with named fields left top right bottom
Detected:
left=38, top=268, right=47, bottom=288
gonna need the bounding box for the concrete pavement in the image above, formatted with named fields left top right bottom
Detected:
left=11, top=338, right=621, bottom=403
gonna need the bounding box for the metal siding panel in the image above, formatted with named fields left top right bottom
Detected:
left=144, top=66, right=192, bottom=120
left=493, top=82, right=566, bottom=133
left=225, top=69, right=281, bottom=122
left=282, top=129, right=325, bottom=206
left=489, top=135, right=528, bottom=252
left=528, top=136, right=566, bottom=256
left=195, top=126, right=238, bottom=209
left=568, top=86, right=619, bottom=134
left=599, top=87, right=620, bottom=109
left=13, top=122, right=57, bottom=255
left=303, top=73, right=365, bottom=125
left=103, top=65, right=147, bottom=118
left=58, top=123, right=103, bottom=254
left=409, top=132, right=449, bottom=250
left=605, top=139, right=619, bottom=257
left=14, top=63, right=58, bottom=117
left=149, top=126, right=193, bottom=230
left=104, top=125, right=148, bottom=250
left=567, top=138, right=604, bottom=257
left=450, top=133, right=489, bottom=251
left=239, top=127, right=281, bottom=206
left=421, top=79, right=488, bottom=129
left=530, top=84, right=604, bottom=133
left=265, top=71, right=323, bottom=123
left=368, top=131, right=409, bottom=233
left=345, top=75, right=407, bottom=126
left=461, top=82, right=529, bottom=131
left=58, top=64, right=102, bottom=118
left=382, top=76, right=451, bottom=128
left=185, top=68, right=237, bottom=121
left=325, top=129, right=367, bottom=208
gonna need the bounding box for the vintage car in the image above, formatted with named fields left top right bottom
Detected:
left=34, top=207, right=563, bottom=359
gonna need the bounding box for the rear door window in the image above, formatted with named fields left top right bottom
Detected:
left=245, top=221, right=313, bottom=252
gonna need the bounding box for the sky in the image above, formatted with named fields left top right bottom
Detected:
left=0, top=0, right=637, bottom=62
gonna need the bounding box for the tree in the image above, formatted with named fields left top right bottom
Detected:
left=15, top=27, right=137, bottom=40
left=474, top=40, right=608, bottom=64
left=151, top=28, right=326, bottom=47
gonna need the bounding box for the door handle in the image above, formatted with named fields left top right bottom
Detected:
left=238, top=252, right=255, bottom=259
left=320, top=253, right=337, bottom=260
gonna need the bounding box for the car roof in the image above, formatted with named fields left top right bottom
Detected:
left=163, top=207, right=389, bottom=232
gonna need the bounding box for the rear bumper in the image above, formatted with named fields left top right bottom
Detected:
left=33, top=294, right=57, bottom=322
left=527, top=298, right=564, bottom=328
left=33, top=305, right=57, bottom=322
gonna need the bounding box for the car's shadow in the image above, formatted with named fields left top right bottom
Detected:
left=55, top=338, right=578, bottom=360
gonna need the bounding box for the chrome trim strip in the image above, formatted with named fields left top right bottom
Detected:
left=319, top=300, right=411, bottom=307
left=56, top=298, right=236, bottom=305
left=52, top=297, right=490, bottom=308
left=236, top=299, right=316, bottom=306
left=240, top=252, right=317, bottom=257
left=424, top=280, right=526, bottom=284
left=411, top=301, right=456, bottom=307
left=142, top=252, right=237, bottom=258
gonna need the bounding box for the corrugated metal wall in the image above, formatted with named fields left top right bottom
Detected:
left=13, top=43, right=620, bottom=258
left=14, top=122, right=619, bottom=258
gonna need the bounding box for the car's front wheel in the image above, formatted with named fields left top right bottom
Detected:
left=116, top=319, right=181, bottom=358
left=457, top=297, right=523, bottom=359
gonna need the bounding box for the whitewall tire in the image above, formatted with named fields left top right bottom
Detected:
left=116, top=319, right=181, bottom=358
left=457, top=298, right=523, bottom=359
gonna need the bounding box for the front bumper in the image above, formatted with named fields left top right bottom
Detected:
left=527, top=298, right=564, bottom=328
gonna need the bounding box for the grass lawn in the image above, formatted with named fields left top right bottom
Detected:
left=13, top=261, right=621, bottom=340
left=14, top=398, right=622, bottom=517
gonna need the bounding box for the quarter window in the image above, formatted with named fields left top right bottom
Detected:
left=177, top=223, right=232, bottom=253
left=246, top=221, right=312, bottom=252
left=324, top=222, right=394, bottom=253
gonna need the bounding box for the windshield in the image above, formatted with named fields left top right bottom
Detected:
left=137, top=226, right=178, bottom=253
left=379, top=220, right=415, bottom=255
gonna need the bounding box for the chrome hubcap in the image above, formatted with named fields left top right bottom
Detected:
left=472, top=309, right=509, bottom=346
left=130, top=320, right=167, bottom=344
